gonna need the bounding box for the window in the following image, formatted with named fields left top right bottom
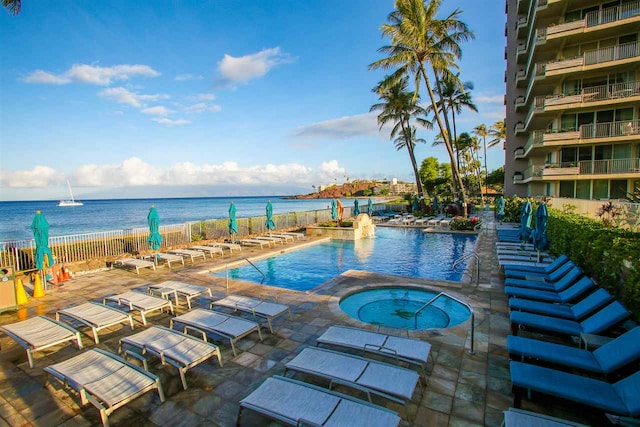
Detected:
left=594, top=180, right=609, bottom=199
left=610, top=180, right=628, bottom=199
left=559, top=181, right=575, bottom=198
left=576, top=180, right=591, bottom=199
left=561, top=147, right=578, bottom=166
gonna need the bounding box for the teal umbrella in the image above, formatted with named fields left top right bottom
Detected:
left=367, top=198, right=373, bottom=216
left=265, top=200, right=275, bottom=231
left=533, top=203, right=549, bottom=261
left=413, top=196, right=419, bottom=212
left=31, top=210, right=54, bottom=271
left=496, top=196, right=505, bottom=221
left=433, top=195, right=439, bottom=214
left=229, top=202, right=238, bottom=242
left=353, top=199, right=360, bottom=216
left=147, top=206, right=163, bottom=252
left=331, top=199, right=338, bottom=221
left=519, top=200, right=533, bottom=243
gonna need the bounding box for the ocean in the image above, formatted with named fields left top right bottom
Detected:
left=0, top=196, right=371, bottom=242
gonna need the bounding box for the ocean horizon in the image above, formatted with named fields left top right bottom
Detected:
left=0, top=195, right=380, bottom=242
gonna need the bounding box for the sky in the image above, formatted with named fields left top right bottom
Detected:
left=0, top=0, right=506, bottom=201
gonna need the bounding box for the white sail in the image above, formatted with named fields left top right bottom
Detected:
left=58, top=181, right=83, bottom=207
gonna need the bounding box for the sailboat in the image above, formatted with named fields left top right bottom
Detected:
left=58, top=180, right=83, bottom=207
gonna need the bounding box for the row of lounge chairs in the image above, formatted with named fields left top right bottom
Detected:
left=382, top=213, right=451, bottom=227
left=499, top=252, right=640, bottom=421
left=0, top=281, right=293, bottom=426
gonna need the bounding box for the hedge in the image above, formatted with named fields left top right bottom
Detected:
left=501, top=197, right=640, bottom=319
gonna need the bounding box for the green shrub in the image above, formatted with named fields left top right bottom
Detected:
left=547, top=208, right=640, bottom=320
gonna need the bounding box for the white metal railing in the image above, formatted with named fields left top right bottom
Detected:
left=580, top=119, right=640, bottom=139
left=586, top=1, right=640, bottom=27
left=579, top=158, right=640, bottom=175
left=584, top=41, right=640, bottom=65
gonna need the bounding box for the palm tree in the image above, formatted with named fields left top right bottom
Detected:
left=2, top=0, right=20, bottom=14
left=369, top=0, right=474, bottom=216
left=489, top=119, right=506, bottom=148
left=473, top=123, right=489, bottom=198
left=370, top=75, right=428, bottom=207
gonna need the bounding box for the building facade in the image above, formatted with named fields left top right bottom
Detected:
left=505, top=0, right=640, bottom=199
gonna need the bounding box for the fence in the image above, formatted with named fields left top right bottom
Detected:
left=0, top=204, right=388, bottom=272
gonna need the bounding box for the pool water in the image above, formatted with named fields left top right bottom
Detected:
left=340, top=287, right=471, bottom=330
left=214, top=228, right=476, bottom=291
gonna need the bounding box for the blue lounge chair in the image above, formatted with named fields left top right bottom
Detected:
left=510, top=301, right=630, bottom=337
left=504, top=265, right=582, bottom=291
left=505, top=276, right=596, bottom=303
left=510, top=362, right=640, bottom=417
left=508, top=327, right=640, bottom=375
left=509, top=288, right=612, bottom=320
left=503, top=254, right=570, bottom=276
left=505, top=258, right=574, bottom=280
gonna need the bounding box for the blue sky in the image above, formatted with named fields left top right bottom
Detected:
left=0, top=0, right=506, bottom=201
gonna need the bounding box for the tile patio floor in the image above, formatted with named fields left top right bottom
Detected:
left=0, top=212, right=600, bottom=426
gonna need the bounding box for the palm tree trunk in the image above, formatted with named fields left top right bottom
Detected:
left=451, top=109, right=461, bottom=173
left=400, top=118, right=426, bottom=211
left=482, top=135, right=488, bottom=201
left=420, top=65, right=468, bottom=216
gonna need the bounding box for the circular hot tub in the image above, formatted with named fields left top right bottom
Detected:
left=340, top=287, right=471, bottom=330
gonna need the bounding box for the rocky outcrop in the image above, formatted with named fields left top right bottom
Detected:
left=289, top=181, right=376, bottom=199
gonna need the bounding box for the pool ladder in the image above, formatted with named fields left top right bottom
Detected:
left=453, top=251, right=480, bottom=285
left=225, top=258, right=265, bottom=292
left=413, top=292, right=475, bottom=354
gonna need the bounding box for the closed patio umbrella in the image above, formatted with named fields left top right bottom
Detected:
left=147, top=206, right=162, bottom=262
left=265, top=200, right=275, bottom=232
left=353, top=199, right=360, bottom=216
left=229, top=202, right=238, bottom=243
left=433, top=195, right=439, bottom=214
left=331, top=199, right=338, bottom=221
left=367, top=198, right=373, bottom=217
left=533, top=202, right=549, bottom=262
left=413, top=196, right=419, bottom=213
left=496, top=196, right=505, bottom=222
left=31, top=210, right=54, bottom=271
left=519, top=200, right=533, bottom=244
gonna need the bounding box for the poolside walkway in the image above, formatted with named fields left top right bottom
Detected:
left=0, top=213, right=594, bottom=426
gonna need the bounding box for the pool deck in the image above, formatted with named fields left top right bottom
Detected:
left=0, top=212, right=597, bottom=426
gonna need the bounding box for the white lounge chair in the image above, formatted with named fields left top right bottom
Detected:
left=119, top=325, right=222, bottom=390
left=277, top=232, right=305, bottom=240
left=239, top=239, right=270, bottom=248
left=167, top=249, right=206, bottom=263
left=253, top=236, right=282, bottom=246
left=284, top=347, right=421, bottom=406
left=190, top=245, right=224, bottom=258
left=103, top=291, right=174, bottom=325
left=316, top=325, right=432, bottom=378
left=0, top=316, right=83, bottom=368
left=238, top=376, right=401, bottom=427
left=115, top=258, right=156, bottom=274
left=208, top=242, right=242, bottom=253
left=143, top=253, right=184, bottom=268
left=57, top=302, right=134, bottom=344
left=170, top=308, right=263, bottom=357
left=439, top=217, right=452, bottom=227
left=426, top=214, right=446, bottom=226
left=268, top=233, right=294, bottom=242
left=149, top=280, right=212, bottom=309
left=44, top=348, right=164, bottom=427
left=414, top=216, right=433, bottom=225
left=210, top=295, right=291, bottom=333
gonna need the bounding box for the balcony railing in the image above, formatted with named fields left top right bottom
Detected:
left=585, top=41, right=640, bottom=65
left=579, top=158, right=640, bottom=175
left=580, top=119, right=640, bottom=139
left=586, top=1, right=640, bottom=27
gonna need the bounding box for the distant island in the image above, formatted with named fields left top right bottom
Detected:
left=287, top=179, right=417, bottom=199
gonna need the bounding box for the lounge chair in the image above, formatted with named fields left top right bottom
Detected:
left=502, top=408, right=589, bottom=427
left=504, top=255, right=571, bottom=278
left=148, top=280, right=212, bottom=309
left=237, top=376, right=401, bottom=427
left=507, top=327, right=640, bottom=376
left=284, top=347, right=421, bottom=406
left=143, top=252, right=184, bottom=268
left=208, top=242, right=242, bottom=253
left=239, top=239, right=270, bottom=248
left=210, top=294, right=291, bottom=333
left=439, top=217, right=452, bottom=227
left=269, top=233, right=295, bottom=242
left=103, top=291, right=174, bottom=325
left=118, top=325, right=222, bottom=390
left=509, top=288, right=612, bottom=320
left=170, top=308, right=263, bottom=357
left=504, top=261, right=577, bottom=285
left=510, top=361, right=640, bottom=417
left=498, top=254, right=555, bottom=264
left=254, top=236, right=284, bottom=245
left=315, top=325, right=432, bottom=378
left=0, top=316, right=83, bottom=368
left=499, top=259, right=553, bottom=268
left=57, top=302, right=134, bottom=344
left=505, top=276, right=596, bottom=303
left=44, top=348, right=164, bottom=427
left=278, top=232, right=305, bottom=240
left=115, top=258, right=156, bottom=274
left=426, top=214, right=445, bottom=226
left=413, top=216, right=433, bottom=225
left=167, top=249, right=206, bottom=263
left=190, top=245, right=224, bottom=258
left=510, top=301, right=630, bottom=337
left=504, top=265, right=582, bottom=291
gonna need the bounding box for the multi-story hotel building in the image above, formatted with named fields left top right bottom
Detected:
left=504, top=0, right=640, bottom=199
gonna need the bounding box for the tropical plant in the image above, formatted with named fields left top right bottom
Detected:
left=369, top=0, right=474, bottom=216
left=488, top=119, right=506, bottom=148
left=473, top=123, right=489, bottom=193
left=2, top=0, right=20, bottom=15
left=370, top=75, right=428, bottom=209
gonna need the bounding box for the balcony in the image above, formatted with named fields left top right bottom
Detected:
left=543, top=2, right=640, bottom=40
left=514, top=147, right=525, bottom=159
left=580, top=120, right=640, bottom=140
left=544, top=41, right=640, bottom=76
left=523, top=159, right=640, bottom=181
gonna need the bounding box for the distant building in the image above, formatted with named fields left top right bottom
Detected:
left=372, top=178, right=417, bottom=195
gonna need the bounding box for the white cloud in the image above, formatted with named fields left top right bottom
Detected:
left=152, top=118, right=191, bottom=126
left=141, top=106, right=174, bottom=116
left=174, top=73, right=203, bottom=82
left=0, top=165, right=58, bottom=188
left=187, top=93, right=216, bottom=101
left=183, top=102, right=222, bottom=114
left=23, top=64, right=159, bottom=85
left=98, top=87, right=169, bottom=108
left=293, top=113, right=390, bottom=139
left=215, top=47, right=295, bottom=88
left=475, top=94, right=505, bottom=104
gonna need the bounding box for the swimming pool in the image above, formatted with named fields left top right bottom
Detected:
left=214, top=228, right=476, bottom=291
left=339, top=287, right=471, bottom=330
